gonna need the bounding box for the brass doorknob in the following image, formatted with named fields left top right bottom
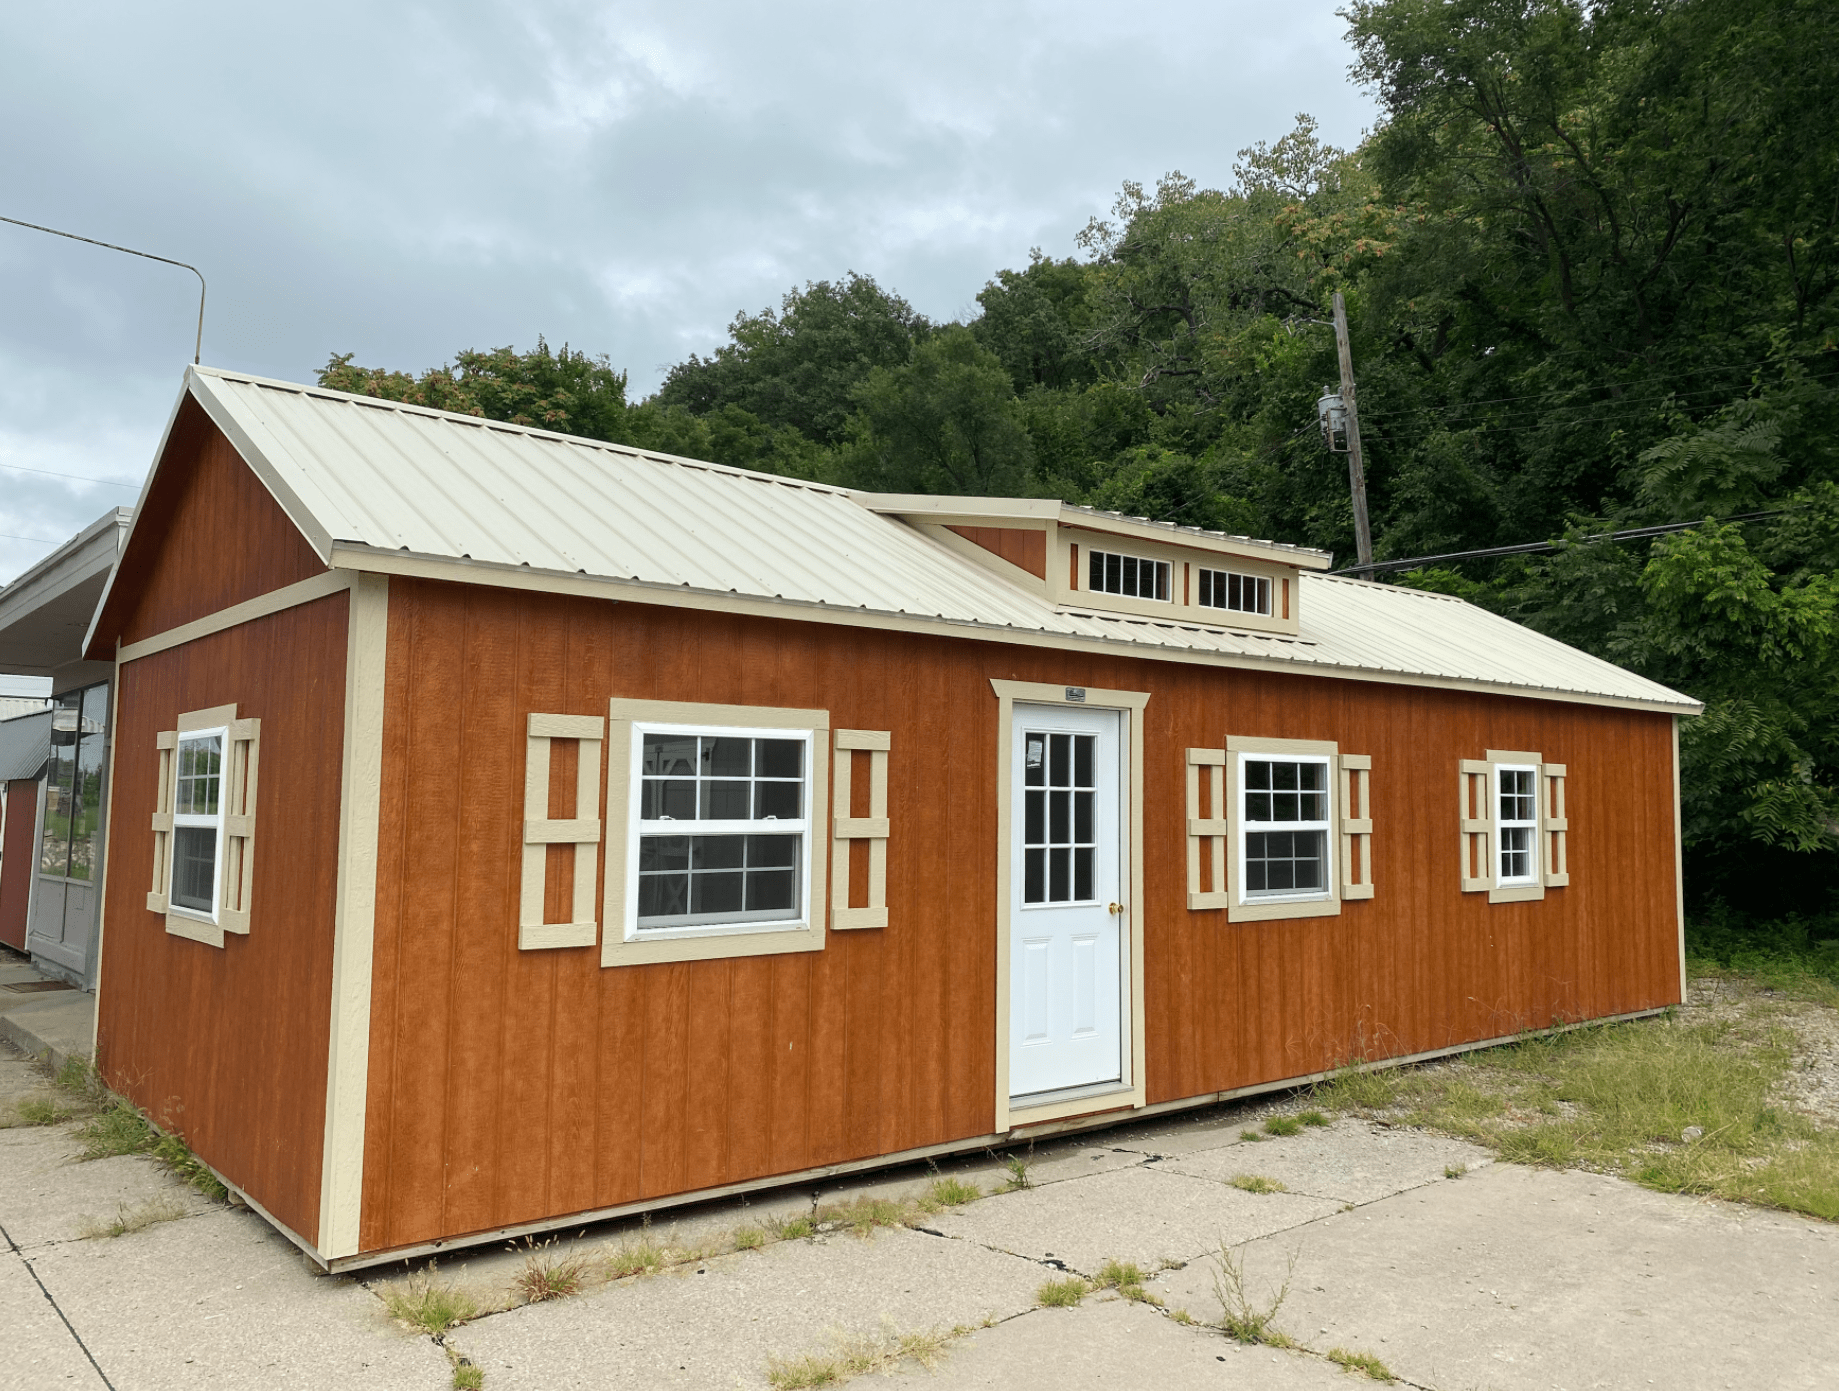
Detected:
left=1108, top=902, right=1123, bottom=915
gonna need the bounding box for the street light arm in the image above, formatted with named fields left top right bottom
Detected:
left=1, top=213, right=207, bottom=363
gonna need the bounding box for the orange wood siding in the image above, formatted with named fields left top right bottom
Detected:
left=1, top=780, right=37, bottom=950
left=358, top=578, right=1681, bottom=1253
left=947, top=526, right=1048, bottom=580
left=107, top=400, right=327, bottom=647
left=96, top=594, right=349, bottom=1242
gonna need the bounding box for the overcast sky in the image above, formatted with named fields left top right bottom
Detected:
left=0, top=2, right=1375, bottom=584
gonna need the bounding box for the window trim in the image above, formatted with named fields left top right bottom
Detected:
left=158, top=703, right=240, bottom=948
left=1225, top=735, right=1342, bottom=923
left=1195, top=567, right=1272, bottom=617
left=602, top=698, right=829, bottom=967
left=169, top=724, right=229, bottom=923
left=1461, top=747, right=1549, bottom=904
left=1086, top=548, right=1172, bottom=603
left=1493, top=762, right=1540, bottom=889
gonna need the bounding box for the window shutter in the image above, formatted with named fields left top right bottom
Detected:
left=520, top=713, right=605, bottom=950
left=1185, top=747, right=1227, bottom=909
left=831, top=729, right=890, bottom=929
left=1541, top=763, right=1569, bottom=887
left=217, top=718, right=261, bottom=935
left=1459, top=759, right=1492, bottom=893
left=147, top=729, right=177, bottom=914
left=1339, top=754, right=1373, bottom=899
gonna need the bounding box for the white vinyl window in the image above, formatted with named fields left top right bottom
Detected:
left=1239, top=754, right=1333, bottom=902
left=1495, top=764, right=1539, bottom=886
left=1088, top=549, right=1171, bottom=601
left=170, top=728, right=225, bottom=919
left=1196, top=567, right=1271, bottom=616
left=628, top=723, right=813, bottom=938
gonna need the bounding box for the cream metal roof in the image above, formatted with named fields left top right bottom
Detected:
left=96, top=366, right=1698, bottom=714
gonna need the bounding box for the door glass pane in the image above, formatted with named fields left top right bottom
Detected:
left=39, top=694, right=80, bottom=876
left=1021, top=731, right=1099, bottom=904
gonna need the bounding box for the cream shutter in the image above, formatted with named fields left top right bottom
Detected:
left=520, top=713, right=605, bottom=950
left=147, top=730, right=177, bottom=913
left=217, top=718, right=260, bottom=934
left=1542, top=763, right=1569, bottom=887
left=831, top=729, right=891, bottom=929
left=1459, top=758, right=1492, bottom=893
left=1185, top=748, right=1227, bottom=909
left=1339, top=754, right=1373, bottom=899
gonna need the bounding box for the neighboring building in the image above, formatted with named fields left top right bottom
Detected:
left=0, top=673, right=52, bottom=722
left=0, top=510, right=131, bottom=985
left=83, top=366, right=1698, bottom=1272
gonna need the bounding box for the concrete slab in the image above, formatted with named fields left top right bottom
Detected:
left=1156, top=1119, right=1492, bottom=1204
left=448, top=1221, right=1044, bottom=1390
left=0, top=988, right=94, bottom=1075
left=925, top=1165, right=1340, bottom=1274
left=1105, top=1110, right=1272, bottom=1159
left=0, top=1124, right=215, bottom=1251
left=0, top=1240, right=105, bottom=1390
left=1155, top=1162, right=1839, bottom=1390
left=891, top=1297, right=1354, bottom=1389
left=29, top=1206, right=450, bottom=1390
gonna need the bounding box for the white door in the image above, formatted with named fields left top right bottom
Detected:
left=1009, top=704, right=1125, bottom=1100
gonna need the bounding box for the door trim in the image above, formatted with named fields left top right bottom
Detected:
left=991, top=679, right=1149, bottom=1133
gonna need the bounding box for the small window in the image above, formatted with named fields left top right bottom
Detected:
left=1196, top=568, right=1271, bottom=616
left=1240, top=755, right=1331, bottom=901
left=632, top=726, right=812, bottom=934
left=171, top=729, right=225, bottom=917
left=1022, top=730, right=1097, bottom=904
left=1088, top=549, right=1170, bottom=601
left=1495, top=764, right=1539, bottom=886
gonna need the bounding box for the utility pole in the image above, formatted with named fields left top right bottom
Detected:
left=1331, top=291, right=1374, bottom=570
left=1, top=214, right=206, bottom=364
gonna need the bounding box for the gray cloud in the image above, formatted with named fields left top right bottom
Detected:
left=0, top=1, right=1374, bottom=582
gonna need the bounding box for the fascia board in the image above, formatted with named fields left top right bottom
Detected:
left=185, top=368, right=337, bottom=562
left=1057, top=516, right=1333, bottom=570
left=329, top=543, right=1703, bottom=716
left=850, top=492, right=1061, bottom=522
left=0, top=512, right=125, bottom=629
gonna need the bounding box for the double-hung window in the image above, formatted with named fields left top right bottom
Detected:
left=1239, top=754, right=1332, bottom=902
left=170, top=728, right=225, bottom=918
left=1494, top=764, right=1539, bottom=887
left=1088, top=550, right=1171, bottom=602
left=631, top=725, right=812, bottom=935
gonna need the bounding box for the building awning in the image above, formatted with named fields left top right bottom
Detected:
left=0, top=709, right=51, bottom=782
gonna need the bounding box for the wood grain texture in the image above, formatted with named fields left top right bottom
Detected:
left=95, top=593, right=349, bottom=1244
left=99, top=400, right=326, bottom=649
left=0, top=779, right=37, bottom=950
left=357, top=576, right=1682, bottom=1253
left=947, top=526, right=1048, bottom=580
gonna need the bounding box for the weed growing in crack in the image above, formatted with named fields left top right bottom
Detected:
left=511, top=1238, right=589, bottom=1303
left=1037, top=1276, right=1089, bottom=1307
left=1239, top=1129, right=1267, bottom=1142
left=999, top=1152, right=1032, bottom=1191
left=1444, top=1163, right=1468, bottom=1179
left=733, top=1224, right=767, bottom=1251
left=78, top=1195, right=189, bottom=1239
left=765, top=1214, right=817, bottom=1242
left=381, top=1269, right=479, bottom=1335
left=1211, top=1242, right=1297, bottom=1347
left=1169, top=1307, right=1197, bottom=1325
left=77, top=1098, right=154, bottom=1159
left=1229, top=1174, right=1287, bottom=1195
left=819, top=1196, right=912, bottom=1237
left=1327, top=1346, right=1395, bottom=1381
left=603, top=1236, right=671, bottom=1278
left=765, top=1317, right=982, bottom=1388
left=1299, top=1110, right=1330, bottom=1128
left=1092, top=1258, right=1160, bottom=1304
left=1263, top=1116, right=1304, bottom=1137
left=5, top=1095, right=75, bottom=1127
left=925, top=1175, right=980, bottom=1207
left=450, top=1357, right=485, bottom=1389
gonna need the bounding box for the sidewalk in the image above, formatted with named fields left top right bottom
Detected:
left=0, top=948, right=94, bottom=1073
left=4, top=1023, right=1837, bottom=1390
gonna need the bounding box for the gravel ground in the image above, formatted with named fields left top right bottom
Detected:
left=1686, top=974, right=1839, bottom=1130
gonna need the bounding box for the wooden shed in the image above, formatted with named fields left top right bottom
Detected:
left=82, top=366, right=1700, bottom=1271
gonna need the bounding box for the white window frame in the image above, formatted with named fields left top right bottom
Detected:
left=1196, top=567, right=1272, bottom=616
left=168, top=725, right=228, bottom=925
left=622, top=719, right=816, bottom=944
left=1087, top=549, right=1172, bottom=602
left=1494, top=762, right=1540, bottom=888
left=1235, top=750, right=1335, bottom=909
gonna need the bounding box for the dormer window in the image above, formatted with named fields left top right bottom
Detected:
left=1197, top=568, right=1272, bottom=617
left=1088, top=550, right=1170, bottom=602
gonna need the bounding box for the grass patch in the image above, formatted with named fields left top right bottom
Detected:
left=451, top=1359, right=485, bottom=1390
left=1229, top=1174, right=1287, bottom=1194
left=1263, top=1115, right=1304, bottom=1137
left=1299, top=1109, right=1331, bottom=1128
left=511, top=1239, right=589, bottom=1303
left=733, top=1224, right=766, bottom=1251
left=1211, top=1243, right=1296, bottom=1346
left=998, top=1152, right=1032, bottom=1191
left=765, top=1318, right=977, bottom=1388
left=1037, top=1276, right=1088, bottom=1307
left=1327, top=1346, right=1395, bottom=1381
left=78, top=1195, right=189, bottom=1239
left=1444, top=1163, right=1468, bottom=1179
left=381, top=1271, right=479, bottom=1335
left=818, top=1196, right=913, bottom=1237
left=1310, top=1003, right=1839, bottom=1222
left=6, top=1095, right=75, bottom=1127
left=603, top=1235, right=671, bottom=1278
left=77, top=1097, right=155, bottom=1159
left=1092, top=1257, right=1159, bottom=1304
left=151, top=1131, right=228, bottom=1200
left=925, top=1174, right=980, bottom=1207
left=1239, top=1129, right=1267, bottom=1142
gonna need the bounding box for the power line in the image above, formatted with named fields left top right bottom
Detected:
left=0, top=532, right=60, bottom=546
left=0, top=213, right=206, bottom=363
left=1333, top=509, right=1792, bottom=576
left=0, top=461, right=140, bottom=489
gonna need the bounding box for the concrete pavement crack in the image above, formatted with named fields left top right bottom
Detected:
left=2, top=1219, right=116, bottom=1389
